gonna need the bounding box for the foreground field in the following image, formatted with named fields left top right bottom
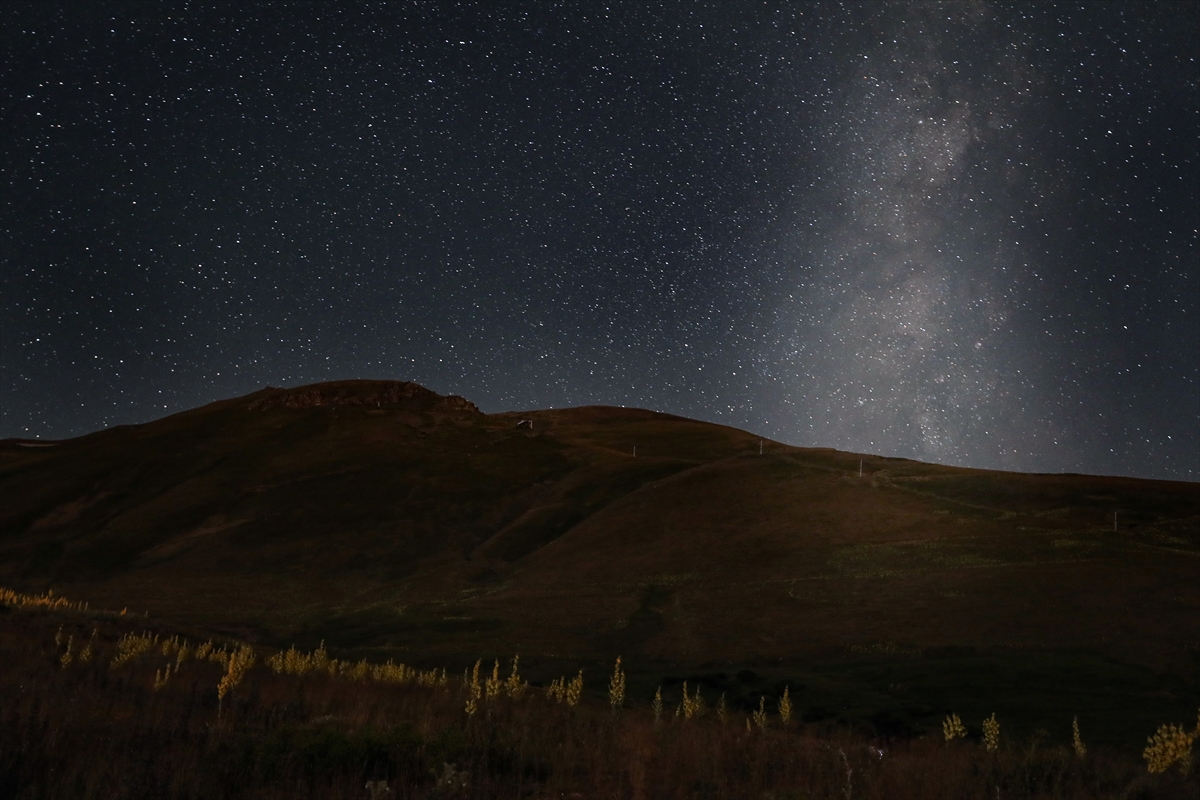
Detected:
left=2, top=597, right=1198, bottom=800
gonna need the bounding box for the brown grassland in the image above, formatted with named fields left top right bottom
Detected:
left=1, top=380, right=1199, bottom=797
left=3, top=593, right=1198, bottom=800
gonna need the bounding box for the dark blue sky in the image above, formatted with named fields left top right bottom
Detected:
left=2, top=2, right=1197, bottom=480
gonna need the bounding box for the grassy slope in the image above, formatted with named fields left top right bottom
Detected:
left=1, top=379, right=1198, bottom=743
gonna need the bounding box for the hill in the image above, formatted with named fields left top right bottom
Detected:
left=2, top=379, right=1198, bottom=742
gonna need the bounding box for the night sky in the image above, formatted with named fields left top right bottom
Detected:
left=2, top=2, right=1197, bottom=481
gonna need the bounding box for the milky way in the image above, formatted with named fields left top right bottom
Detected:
left=2, top=2, right=1196, bottom=480
left=759, top=3, right=1197, bottom=477
left=765, top=4, right=1043, bottom=470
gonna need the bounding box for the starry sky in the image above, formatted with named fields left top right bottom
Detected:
left=2, top=2, right=1197, bottom=481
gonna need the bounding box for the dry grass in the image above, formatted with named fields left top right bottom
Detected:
left=608, top=656, right=626, bottom=712
left=0, top=585, right=88, bottom=612
left=1142, top=710, right=1200, bottom=775
left=4, top=614, right=1180, bottom=800
left=944, top=713, right=968, bottom=742
left=3, top=591, right=1200, bottom=799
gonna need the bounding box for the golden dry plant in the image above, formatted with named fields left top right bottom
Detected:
left=1142, top=711, right=1199, bottom=775
left=111, top=632, right=158, bottom=668
left=504, top=655, right=526, bottom=699
left=983, top=713, right=1000, bottom=752
left=565, top=670, right=584, bottom=707
left=607, top=656, right=625, bottom=712
left=546, top=676, right=566, bottom=704
left=268, top=642, right=442, bottom=687
left=677, top=681, right=704, bottom=720
left=1, top=586, right=88, bottom=613
left=716, top=692, right=728, bottom=724
left=943, top=713, right=967, bottom=742
left=268, top=642, right=330, bottom=675
left=777, top=686, right=792, bottom=725
left=652, top=686, right=663, bottom=724
left=153, top=664, right=173, bottom=691
left=485, top=659, right=502, bottom=701
left=46, top=611, right=457, bottom=714
left=59, top=635, right=74, bottom=668
left=465, top=659, right=482, bottom=716
left=1072, top=716, right=1087, bottom=759
left=108, top=630, right=206, bottom=681
left=208, top=645, right=230, bottom=667
left=217, top=644, right=256, bottom=707
left=752, top=696, right=768, bottom=730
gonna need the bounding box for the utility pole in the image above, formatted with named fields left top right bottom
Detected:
left=859, top=459, right=863, bottom=478
left=759, top=439, right=763, bottom=455
left=633, top=445, right=636, bottom=458
left=1113, top=511, right=1118, bottom=531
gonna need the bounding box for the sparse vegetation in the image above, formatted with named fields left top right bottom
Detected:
left=778, top=685, right=793, bottom=725
left=677, top=679, right=704, bottom=719
left=1073, top=716, right=1087, bottom=759
left=484, top=658, right=502, bottom=701
left=465, top=659, right=481, bottom=716
left=1, top=585, right=88, bottom=612
left=1142, top=710, right=1199, bottom=775
left=752, top=695, right=768, bottom=730
left=943, top=712, right=967, bottom=742
left=503, top=654, right=525, bottom=699
left=564, top=668, right=583, bottom=707
left=3, top=594, right=1198, bottom=798
left=983, top=712, right=1001, bottom=752
left=544, top=673, right=565, bottom=704
left=607, top=655, right=625, bottom=712
left=218, top=643, right=257, bottom=708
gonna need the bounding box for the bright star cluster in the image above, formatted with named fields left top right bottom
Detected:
left=2, top=3, right=1196, bottom=480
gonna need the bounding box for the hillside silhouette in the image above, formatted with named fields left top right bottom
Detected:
left=2, top=379, right=1198, bottom=740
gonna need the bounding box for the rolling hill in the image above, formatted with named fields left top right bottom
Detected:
left=2, top=379, right=1198, bottom=741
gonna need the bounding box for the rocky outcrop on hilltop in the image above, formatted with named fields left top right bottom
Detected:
left=247, top=380, right=480, bottom=414
left=434, top=394, right=481, bottom=414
